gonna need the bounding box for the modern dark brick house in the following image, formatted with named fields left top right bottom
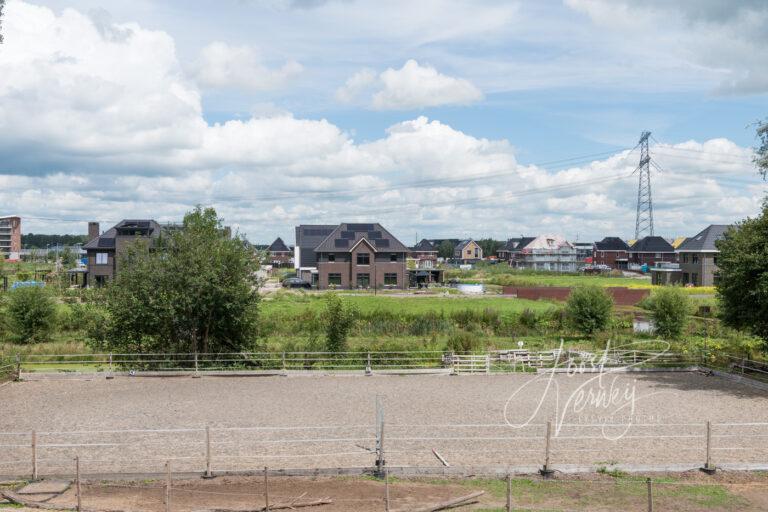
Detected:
left=314, top=223, right=408, bottom=289
left=83, top=220, right=163, bottom=286
left=267, top=237, right=292, bottom=267
left=676, top=224, right=730, bottom=286
left=593, top=237, right=631, bottom=269
left=294, top=224, right=337, bottom=284
left=629, top=236, right=676, bottom=267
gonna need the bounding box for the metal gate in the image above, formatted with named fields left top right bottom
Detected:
left=452, top=354, right=490, bottom=374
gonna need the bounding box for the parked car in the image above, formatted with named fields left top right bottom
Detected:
left=282, top=277, right=311, bottom=289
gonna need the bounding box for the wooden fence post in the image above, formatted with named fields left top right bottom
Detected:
left=539, top=421, right=554, bottom=477
left=646, top=478, right=653, bottom=512
left=16, top=355, right=22, bottom=381
left=31, top=430, right=37, bottom=480
left=506, top=473, right=512, bottom=512
left=264, top=466, right=270, bottom=512
left=165, top=461, right=171, bottom=512
left=75, top=456, right=82, bottom=512
left=384, top=467, right=390, bottom=512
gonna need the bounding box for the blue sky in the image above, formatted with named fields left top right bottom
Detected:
left=0, top=0, right=766, bottom=243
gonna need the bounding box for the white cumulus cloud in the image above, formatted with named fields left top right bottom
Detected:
left=194, top=41, right=303, bottom=92
left=336, top=59, right=483, bottom=110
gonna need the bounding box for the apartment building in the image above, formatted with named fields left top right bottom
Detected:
left=0, top=216, right=21, bottom=260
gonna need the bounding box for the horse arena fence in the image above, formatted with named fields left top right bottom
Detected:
left=2, top=349, right=768, bottom=482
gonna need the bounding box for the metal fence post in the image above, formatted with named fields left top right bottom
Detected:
left=702, top=420, right=716, bottom=474
left=204, top=425, right=213, bottom=478
left=75, top=455, right=82, bottom=512
left=282, top=351, right=287, bottom=372
left=31, top=430, right=37, bottom=480
left=376, top=396, right=386, bottom=475
left=264, top=466, right=270, bottom=512
left=506, top=473, right=512, bottom=511
left=106, top=353, right=114, bottom=380
left=193, top=352, right=200, bottom=378
left=366, top=352, right=372, bottom=376
left=539, top=421, right=554, bottom=477
left=646, top=477, right=653, bottom=512
left=15, top=355, right=21, bottom=381
left=165, top=461, right=172, bottom=512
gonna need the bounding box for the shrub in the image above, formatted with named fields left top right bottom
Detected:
left=7, top=286, right=56, bottom=343
left=446, top=330, right=483, bottom=353
left=323, top=294, right=357, bottom=352
left=648, top=287, right=690, bottom=339
left=565, top=286, right=614, bottom=335
left=518, top=308, right=540, bottom=329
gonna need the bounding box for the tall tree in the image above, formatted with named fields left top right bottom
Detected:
left=716, top=199, right=768, bottom=345
left=756, top=118, right=768, bottom=180
left=438, top=240, right=455, bottom=259
left=100, top=207, right=260, bottom=355
left=477, top=238, right=502, bottom=258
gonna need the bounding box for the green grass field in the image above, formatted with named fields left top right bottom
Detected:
left=260, top=292, right=560, bottom=316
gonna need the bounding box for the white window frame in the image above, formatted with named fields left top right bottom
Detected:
left=96, top=253, right=109, bottom=265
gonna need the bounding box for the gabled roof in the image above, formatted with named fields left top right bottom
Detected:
left=671, top=236, right=688, bottom=249
left=520, top=234, right=573, bottom=252
left=630, top=236, right=675, bottom=253
left=594, top=237, right=630, bottom=251
left=454, top=239, right=477, bottom=252
left=82, top=219, right=162, bottom=250
left=314, top=223, right=409, bottom=253
left=499, top=237, right=536, bottom=252
left=427, top=238, right=460, bottom=248
left=267, top=237, right=291, bottom=253
left=411, top=239, right=436, bottom=252
left=677, top=225, right=731, bottom=252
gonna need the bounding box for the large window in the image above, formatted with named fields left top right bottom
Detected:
left=390, top=253, right=398, bottom=262
left=692, top=254, right=699, bottom=264
left=328, top=254, right=335, bottom=262
left=384, top=273, right=398, bottom=286
left=328, top=273, right=342, bottom=286
left=96, top=253, right=108, bottom=265
left=357, top=253, right=370, bottom=265
left=356, top=273, right=370, bottom=288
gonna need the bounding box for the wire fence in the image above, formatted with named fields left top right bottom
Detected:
left=2, top=419, right=768, bottom=479
left=9, top=348, right=710, bottom=376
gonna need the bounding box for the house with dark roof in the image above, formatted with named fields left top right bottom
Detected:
left=497, top=237, right=535, bottom=262
left=453, top=239, right=482, bottom=262
left=314, top=223, right=409, bottom=289
left=409, top=238, right=438, bottom=269
left=266, top=237, right=293, bottom=267
left=593, top=237, right=631, bottom=269
left=82, top=220, right=163, bottom=286
left=629, top=236, right=676, bottom=267
left=293, top=225, right=337, bottom=283
left=676, top=225, right=730, bottom=286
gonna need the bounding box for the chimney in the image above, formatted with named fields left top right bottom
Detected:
left=88, top=222, right=100, bottom=241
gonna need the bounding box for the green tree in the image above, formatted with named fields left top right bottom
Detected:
left=477, top=238, right=502, bottom=258
left=648, top=287, right=690, bottom=339
left=61, top=247, right=77, bottom=268
left=7, top=286, right=56, bottom=343
left=323, top=294, right=357, bottom=352
left=755, top=118, right=768, bottom=180
left=100, top=206, right=260, bottom=355
left=565, top=285, right=613, bottom=335
left=438, top=240, right=455, bottom=259
left=716, top=201, right=768, bottom=343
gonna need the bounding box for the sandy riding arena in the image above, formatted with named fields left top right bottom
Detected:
left=2, top=371, right=768, bottom=478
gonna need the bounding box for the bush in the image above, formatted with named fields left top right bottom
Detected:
left=446, top=330, right=484, bottom=353
left=565, top=286, right=613, bottom=335
left=323, top=294, right=357, bottom=352
left=648, top=287, right=690, bottom=339
left=6, top=286, right=56, bottom=343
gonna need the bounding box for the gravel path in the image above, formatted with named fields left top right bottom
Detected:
left=2, top=371, right=767, bottom=476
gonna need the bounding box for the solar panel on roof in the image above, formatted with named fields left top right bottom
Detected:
left=334, top=239, right=349, bottom=248
left=367, top=231, right=382, bottom=239
left=97, top=238, right=115, bottom=248
left=341, top=231, right=355, bottom=239
left=373, top=239, right=389, bottom=248
left=348, top=223, right=374, bottom=231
